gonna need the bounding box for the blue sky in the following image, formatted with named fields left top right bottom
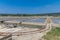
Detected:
left=0, top=0, right=60, bottom=14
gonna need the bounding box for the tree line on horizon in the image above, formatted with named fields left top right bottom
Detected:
left=0, top=13, right=60, bottom=16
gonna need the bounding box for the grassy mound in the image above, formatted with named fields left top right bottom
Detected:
left=44, top=27, right=60, bottom=40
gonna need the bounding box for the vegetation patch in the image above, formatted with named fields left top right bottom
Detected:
left=44, top=27, right=60, bottom=40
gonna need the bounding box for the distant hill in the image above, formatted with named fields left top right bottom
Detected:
left=41, top=13, right=60, bottom=16
left=35, top=12, right=60, bottom=16
left=0, top=13, right=60, bottom=16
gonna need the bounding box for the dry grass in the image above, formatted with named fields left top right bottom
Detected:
left=44, top=27, right=60, bottom=40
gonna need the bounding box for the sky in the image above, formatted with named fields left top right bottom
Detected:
left=0, top=0, right=60, bottom=14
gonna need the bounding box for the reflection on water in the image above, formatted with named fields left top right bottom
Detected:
left=52, top=18, right=60, bottom=24
left=25, top=18, right=46, bottom=23
left=0, top=17, right=60, bottom=24
left=0, top=18, right=46, bottom=23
